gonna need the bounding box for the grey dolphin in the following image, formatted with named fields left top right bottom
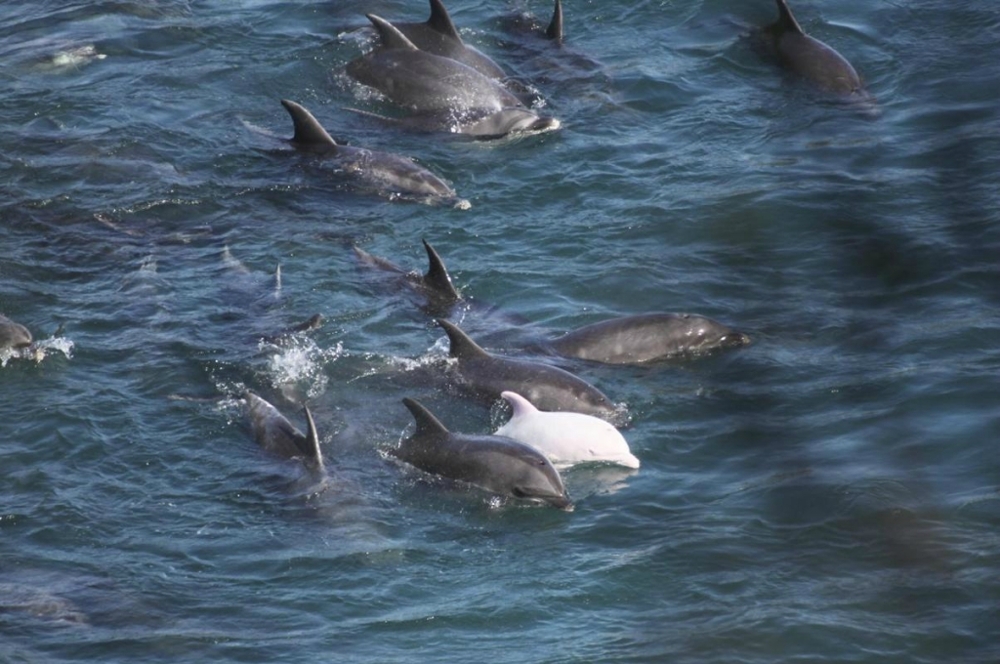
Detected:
left=394, top=397, right=572, bottom=510
left=389, top=0, right=508, bottom=81
left=346, top=14, right=559, bottom=138
left=436, top=318, right=620, bottom=422
left=761, top=0, right=869, bottom=101
left=549, top=313, right=750, bottom=365
left=280, top=99, right=469, bottom=208
left=0, top=314, right=33, bottom=352
left=353, top=239, right=462, bottom=316
left=245, top=391, right=324, bottom=473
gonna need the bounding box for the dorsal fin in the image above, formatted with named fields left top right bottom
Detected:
left=299, top=405, right=325, bottom=469
left=501, top=391, right=538, bottom=418
left=367, top=14, right=420, bottom=51
left=546, top=0, right=563, bottom=41
left=425, top=0, right=463, bottom=42
left=422, top=239, right=460, bottom=300
left=775, top=0, right=804, bottom=35
left=436, top=318, right=490, bottom=360
left=402, top=397, right=450, bottom=437
left=281, top=100, right=338, bottom=149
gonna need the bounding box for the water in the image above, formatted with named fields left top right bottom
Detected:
left=2, top=1, right=999, bottom=661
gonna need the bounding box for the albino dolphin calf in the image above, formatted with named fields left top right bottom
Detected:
left=0, top=314, right=33, bottom=352
left=436, top=318, right=621, bottom=423
left=495, top=391, right=639, bottom=469
left=549, top=313, right=750, bottom=365
left=279, top=99, right=469, bottom=208
left=760, top=0, right=869, bottom=101
left=244, top=391, right=324, bottom=473
left=394, top=397, right=572, bottom=510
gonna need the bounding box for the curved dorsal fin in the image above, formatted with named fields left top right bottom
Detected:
left=425, top=0, right=463, bottom=42
left=501, top=391, right=538, bottom=418
left=422, top=239, right=460, bottom=300
left=299, top=405, right=325, bottom=469
left=546, top=0, right=563, bottom=41
left=402, top=397, right=451, bottom=436
left=436, top=319, right=489, bottom=359
left=367, top=14, right=420, bottom=51
left=775, top=0, right=804, bottom=35
left=281, top=100, right=338, bottom=149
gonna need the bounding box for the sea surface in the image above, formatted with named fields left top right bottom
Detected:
left=2, top=1, right=999, bottom=662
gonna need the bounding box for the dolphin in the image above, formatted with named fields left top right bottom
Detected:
left=346, top=14, right=559, bottom=138
left=548, top=313, right=750, bottom=365
left=279, top=99, right=470, bottom=208
left=436, top=318, right=621, bottom=422
left=387, top=0, right=508, bottom=81
left=353, top=239, right=462, bottom=316
left=0, top=314, right=33, bottom=352
left=394, top=397, right=572, bottom=510
left=498, top=0, right=563, bottom=42
left=244, top=391, right=324, bottom=473
left=495, top=391, right=639, bottom=469
left=760, top=0, right=870, bottom=101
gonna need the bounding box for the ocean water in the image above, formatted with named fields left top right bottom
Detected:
left=2, top=1, right=999, bottom=662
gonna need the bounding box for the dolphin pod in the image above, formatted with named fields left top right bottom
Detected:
left=435, top=318, right=621, bottom=423
left=244, top=391, right=324, bottom=474
left=549, top=313, right=751, bottom=365
left=280, top=99, right=470, bottom=208
left=346, top=13, right=560, bottom=138
left=394, top=397, right=572, bottom=510
left=495, top=391, right=639, bottom=469
left=760, top=0, right=871, bottom=103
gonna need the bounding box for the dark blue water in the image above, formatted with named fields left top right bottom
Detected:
left=3, top=1, right=999, bottom=662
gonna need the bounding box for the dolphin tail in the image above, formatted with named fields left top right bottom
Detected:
left=367, top=14, right=420, bottom=51
left=546, top=0, right=563, bottom=41
left=281, top=100, right=338, bottom=150
left=402, top=397, right=451, bottom=437
left=774, top=0, right=804, bottom=35
left=436, top=318, right=490, bottom=360
left=421, top=239, right=460, bottom=301
left=426, top=0, right=463, bottom=42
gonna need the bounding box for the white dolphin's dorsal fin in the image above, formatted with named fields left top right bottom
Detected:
left=403, top=397, right=450, bottom=437
left=436, top=319, right=489, bottom=360
left=425, top=0, right=463, bottom=42
left=546, top=0, right=563, bottom=41
left=301, top=405, right=324, bottom=468
left=367, top=14, right=420, bottom=51
left=775, top=0, right=804, bottom=35
left=422, top=239, right=460, bottom=300
left=501, top=391, right=539, bottom=418
left=281, top=99, right=338, bottom=149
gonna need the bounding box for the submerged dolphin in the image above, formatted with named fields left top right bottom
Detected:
left=394, top=397, right=572, bottom=509
left=279, top=99, right=470, bottom=208
left=388, top=0, right=507, bottom=81
left=548, top=313, right=750, bottom=365
left=353, top=239, right=462, bottom=316
left=436, top=318, right=621, bottom=422
left=760, top=0, right=869, bottom=101
left=346, top=14, right=559, bottom=138
left=244, top=391, right=324, bottom=473
left=495, top=391, right=639, bottom=469
left=0, top=314, right=33, bottom=352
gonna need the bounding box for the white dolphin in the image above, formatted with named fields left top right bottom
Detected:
left=494, top=391, right=639, bottom=469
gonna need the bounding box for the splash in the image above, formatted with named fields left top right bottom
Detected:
left=261, top=337, right=343, bottom=401
left=1, top=337, right=74, bottom=367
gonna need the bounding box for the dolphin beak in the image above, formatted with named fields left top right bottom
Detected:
left=549, top=494, right=574, bottom=511
left=722, top=332, right=752, bottom=348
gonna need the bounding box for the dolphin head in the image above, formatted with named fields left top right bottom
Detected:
left=460, top=108, right=561, bottom=139
left=681, top=314, right=751, bottom=354
left=507, top=453, right=573, bottom=510
left=0, top=316, right=33, bottom=351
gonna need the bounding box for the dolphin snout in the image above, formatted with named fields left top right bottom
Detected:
left=721, top=331, right=751, bottom=348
